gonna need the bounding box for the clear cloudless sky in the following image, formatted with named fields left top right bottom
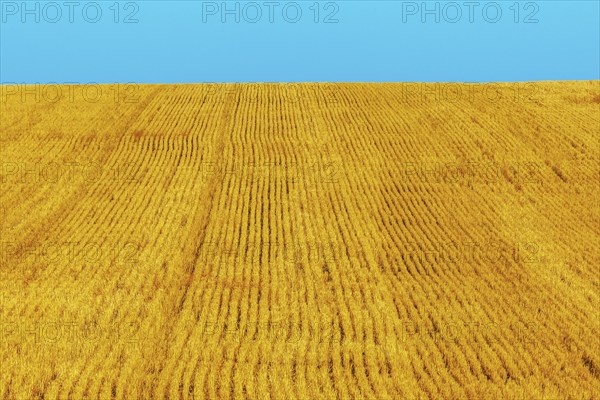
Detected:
left=0, top=0, right=598, bottom=83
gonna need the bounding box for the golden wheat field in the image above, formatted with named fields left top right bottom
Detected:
left=0, top=81, right=599, bottom=399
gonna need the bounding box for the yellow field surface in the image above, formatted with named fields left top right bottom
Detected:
left=0, top=82, right=599, bottom=399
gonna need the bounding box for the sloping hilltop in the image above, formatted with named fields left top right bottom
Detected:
left=0, top=82, right=598, bottom=399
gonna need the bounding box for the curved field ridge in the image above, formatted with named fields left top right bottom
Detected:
left=0, top=82, right=599, bottom=399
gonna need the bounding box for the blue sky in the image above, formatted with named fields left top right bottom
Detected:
left=1, top=0, right=598, bottom=83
